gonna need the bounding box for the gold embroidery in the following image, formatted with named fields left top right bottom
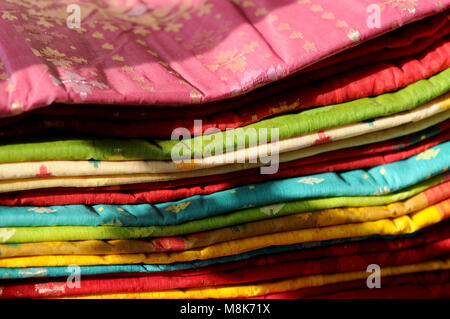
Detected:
left=190, top=90, right=202, bottom=103
left=121, top=65, right=134, bottom=73
left=1, top=12, right=18, bottom=21
left=298, top=177, right=325, bottom=185
left=112, top=54, right=124, bottom=62
left=102, top=43, right=114, bottom=50
left=322, top=12, right=335, bottom=19
left=0, top=62, right=7, bottom=81
left=31, top=46, right=86, bottom=68
left=175, top=159, right=199, bottom=171
left=147, top=50, right=159, bottom=57
left=10, top=102, right=23, bottom=115
left=136, top=39, right=147, bottom=47
left=277, top=23, right=291, bottom=31
left=347, top=29, right=361, bottom=42
left=133, top=26, right=151, bottom=36
left=377, top=0, right=418, bottom=13
left=255, top=8, right=267, bottom=16
left=336, top=20, right=348, bottom=28
left=92, top=31, right=104, bottom=39
left=289, top=31, right=303, bottom=39
left=271, top=100, right=300, bottom=114
left=206, top=41, right=259, bottom=73
left=142, top=85, right=155, bottom=92
left=266, top=14, right=278, bottom=23
left=417, top=148, right=440, bottom=160
left=132, top=75, right=145, bottom=83
left=303, top=40, right=317, bottom=51
left=165, top=202, right=191, bottom=213
left=310, top=4, right=324, bottom=12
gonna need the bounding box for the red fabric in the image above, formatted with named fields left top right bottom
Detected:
left=312, top=281, right=450, bottom=299
left=2, top=222, right=450, bottom=298
left=3, top=34, right=449, bottom=139
left=2, top=122, right=449, bottom=206
left=251, top=270, right=450, bottom=299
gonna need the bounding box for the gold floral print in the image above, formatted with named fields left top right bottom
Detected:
left=376, top=0, right=418, bottom=13
left=101, top=43, right=114, bottom=50
left=265, top=7, right=317, bottom=50
left=165, top=202, right=191, bottom=213
left=31, top=46, right=86, bottom=68
left=206, top=41, right=259, bottom=73
left=303, top=40, right=317, bottom=51
left=298, top=177, right=325, bottom=185
left=260, top=203, right=285, bottom=217
left=299, top=0, right=361, bottom=43
left=271, top=100, right=300, bottom=114
left=190, top=90, right=203, bottom=102
left=417, top=148, right=440, bottom=160
left=111, top=54, right=124, bottom=62
left=1, top=11, right=18, bottom=21
left=0, top=62, right=7, bottom=81
left=255, top=8, right=267, bottom=16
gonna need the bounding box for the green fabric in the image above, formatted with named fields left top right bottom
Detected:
left=1, top=174, right=443, bottom=243
left=0, top=69, right=448, bottom=162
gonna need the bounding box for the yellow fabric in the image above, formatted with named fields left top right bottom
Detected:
left=0, top=201, right=445, bottom=267
left=63, top=257, right=450, bottom=299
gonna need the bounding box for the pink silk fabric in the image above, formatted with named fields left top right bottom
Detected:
left=0, top=0, right=448, bottom=118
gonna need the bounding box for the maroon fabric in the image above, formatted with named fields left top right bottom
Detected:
left=251, top=270, right=450, bottom=299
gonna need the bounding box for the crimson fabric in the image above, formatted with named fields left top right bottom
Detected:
left=4, top=35, right=449, bottom=139
left=2, top=121, right=448, bottom=206
left=29, top=12, right=450, bottom=122
left=251, top=270, right=450, bottom=299
left=2, top=222, right=450, bottom=298
left=312, top=281, right=450, bottom=299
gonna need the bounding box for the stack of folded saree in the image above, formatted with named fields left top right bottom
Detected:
left=0, top=0, right=449, bottom=299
